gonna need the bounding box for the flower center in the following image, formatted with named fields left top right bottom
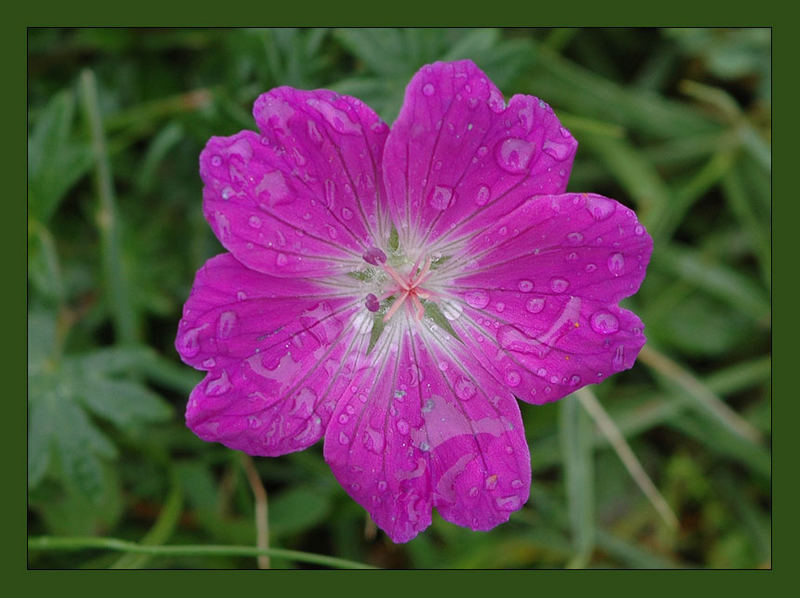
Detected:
left=361, top=247, right=436, bottom=322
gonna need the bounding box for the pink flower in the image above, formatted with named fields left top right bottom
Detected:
left=176, top=60, right=652, bottom=543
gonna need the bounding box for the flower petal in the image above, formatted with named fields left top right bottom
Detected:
left=255, top=87, right=392, bottom=246
left=438, top=193, right=653, bottom=404
left=323, top=316, right=530, bottom=543
left=176, top=254, right=367, bottom=455
left=383, top=60, right=577, bottom=251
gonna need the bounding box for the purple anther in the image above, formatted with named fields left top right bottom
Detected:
left=365, top=293, right=380, bottom=312
left=362, top=247, right=387, bottom=266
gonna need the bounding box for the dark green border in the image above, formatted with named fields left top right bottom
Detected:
left=16, top=2, right=786, bottom=594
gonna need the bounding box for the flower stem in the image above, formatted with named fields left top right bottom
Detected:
left=28, top=536, right=377, bottom=570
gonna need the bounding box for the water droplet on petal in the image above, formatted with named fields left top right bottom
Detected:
left=338, top=431, right=350, bottom=445
left=324, top=179, right=336, bottom=207
left=248, top=215, right=262, bottom=228
left=495, top=138, right=536, bottom=174
left=221, top=186, right=234, bottom=200
left=505, top=370, right=521, bottom=387
left=475, top=185, right=490, bottom=205
left=211, top=155, right=222, bottom=167
left=590, top=311, right=620, bottom=335
left=569, top=374, right=582, bottom=386
left=455, top=377, right=477, bottom=400
left=464, top=290, right=490, bottom=309
left=276, top=253, right=288, bottom=267
left=217, top=311, right=237, bottom=339
left=526, top=297, right=545, bottom=313
left=613, top=345, right=626, bottom=371
left=496, top=495, right=521, bottom=511
left=608, top=252, right=625, bottom=276
left=511, top=479, right=524, bottom=489
left=441, top=300, right=463, bottom=321
left=396, top=419, right=409, bottom=434
left=485, top=474, right=499, bottom=490
left=566, top=232, right=584, bottom=245
left=488, top=88, right=505, bottom=113
left=635, top=224, right=645, bottom=236
left=429, top=185, right=454, bottom=210
left=422, top=83, right=435, bottom=96
left=542, top=139, right=570, bottom=160
left=550, top=278, right=570, bottom=293
left=341, top=207, right=353, bottom=220
left=468, top=486, right=479, bottom=497
left=518, top=280, right=534, bottom=292
left=585, top=195, right=616, bottom=220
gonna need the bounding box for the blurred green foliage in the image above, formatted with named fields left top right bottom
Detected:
left=27, top=28, right=770, bottom=569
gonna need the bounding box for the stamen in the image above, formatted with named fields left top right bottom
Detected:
left=383, top=292, right=408, bottom=322
left=411, top=294, right=425, bottom=321
left=412, top=257, right=433, bottom=286
left=382, top=263, right=410, bottom=291
left=365, top=293, right=380, bottom=312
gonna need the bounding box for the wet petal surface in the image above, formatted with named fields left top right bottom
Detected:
left=438, top=193, right=653, bottom=404
left=323, top=316, right=530, bottom=542
left=383, top=60, right=577, bottom=252
left=177, top=254, right=366, bottom=455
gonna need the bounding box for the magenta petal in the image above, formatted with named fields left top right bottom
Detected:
left=202, top=131, right=362, bottom=277
left=445, top=193, right=653, bottom=404
left=323, top=321, right=530, bottom=543
left=254, top=87, right=392, bottom=246
left=383, top=60, right=577, bottom=248
left=176, top=254, right=361, bottom=455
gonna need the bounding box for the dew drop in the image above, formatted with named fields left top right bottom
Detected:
left=324, top=179, right=336, bottom=207
left=341, top=207, right=353, bottom=220
left=518, top=279, right=534, bottom=292
left=378, top=480, right=388, bottom=492
left=505, top=370, right=521, bottom=387
left=613, top=346, right=626, bottom=371
left=488, top=88, right=505, bottom=113
left=585, top=194, right=616, bottom=220
left=607, top=252, right=625, bottom=276
left=496, top=495, right=521, bottom=511
left=569, top=374, right=582, bottom=386
left=526, top=297, right=545, bottom=313
left=211, top=155, right=222, bottom=167
left=590, top=311, right=620, bottom=335
left=422, top=83, right=435, bottom=96
left=495, top=138, right=536, bottom=174
left=634, top=224, right=645, bottom=236
left=276, top=253, right=288, bottom=267
left=455, top=377, right=477, bottom=400
left=464, top=290, right=490, bottom=309
left=429, top=185, right=454, bottom=210
left=248, top=215, right=262, bottom=229
left=338, top=431, right=350, bottom=445
left=468, top=486, right=479, bottom=497
left=217, top=311, right=237, bottom=339
left=441, top=299, right=463, bottom=321
left=396, top=419, right=409, bottom=434
left=585, top=263, right=597, bottom=273
left=221, top=186, right=234, bottom=200
left=180, top=327, right=202, bottom=357
left=485, top=474, right=499, bottom=490
left=566, top=231, right=584, bottom=245
left=542, top=139, right=570, bottom=160
left=511, top=479, right=524, bottom=489
left=475, top=185, right=490, bottom=205
left=550, top=278, right=570, bottom=293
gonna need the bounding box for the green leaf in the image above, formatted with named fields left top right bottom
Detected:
left=28, top=89, right=93, bottom=222
left=74, top=376, right=172, bottom=429
left=560, top=395, right=595, bottom=567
